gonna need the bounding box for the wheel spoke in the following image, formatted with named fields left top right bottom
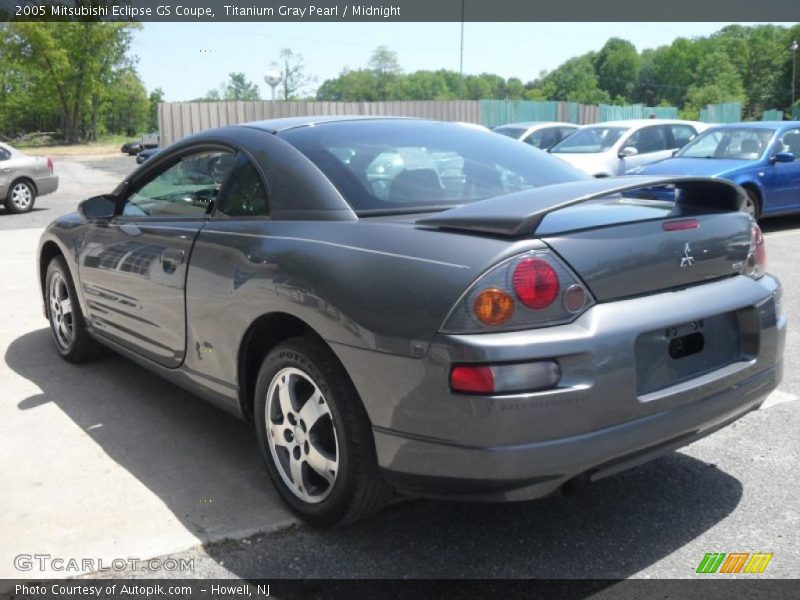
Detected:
left=298, top=390, right=329, bottom=429
left=277, top=376, right=296, bottom=417
left=306, top=444, right=336, bottom=484
left=269, top=423, right=288, bottom=448
left=289, top=456, right=305, bottom=489
left=60, top=297, right=72, bottom=317
left=58, top=321, right=70, bottom=342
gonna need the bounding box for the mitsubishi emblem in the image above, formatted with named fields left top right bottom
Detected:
left=680, top=243, right=695, bottom=268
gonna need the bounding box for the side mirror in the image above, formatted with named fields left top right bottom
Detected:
left=772, top=152, right=795, bottom=163
left=618, top=146, right=638, bottom=158
left=78, top=195, right=116, bottom=220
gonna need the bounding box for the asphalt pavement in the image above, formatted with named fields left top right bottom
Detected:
left=1, top=154, right=797, bottom=582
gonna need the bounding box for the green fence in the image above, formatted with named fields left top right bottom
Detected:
left=699, top=102, right=742, bottom=123
left=793, top=106, right=800, bottom=120
left=761, top=109, right=784, bottom=121
left=480, top=100, right=560, bottom=128
left=598, top=104, right=678, bottom=121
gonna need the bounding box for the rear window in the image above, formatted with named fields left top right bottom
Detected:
left=279, top=120, right=586, bottom=214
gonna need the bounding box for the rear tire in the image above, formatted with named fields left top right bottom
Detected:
left=45, top=257, right=102, bottom=363
left=5, top=180, right=36, bottom=214
left=744, top=189, right=761, bottom=220
left=254, top=335, right=392, bottom=527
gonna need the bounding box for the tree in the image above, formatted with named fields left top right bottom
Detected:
left=8, top=22, right=140, bottom=143
left=224, top=72, right=260, bottom=100
left=103, top=69, right=149, bottom=136
left=272, top=48, right=315, bottom=100
left=535, top=54, right=610, bottom=104
left=368, top=46, right=401, bottom=100
left=148, top=87, right=164, bottom=132
left=594, top=38, right=640, bottom=101
left=685, top=50, right=746, bottom=109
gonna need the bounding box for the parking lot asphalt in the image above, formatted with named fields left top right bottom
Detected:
left=1, top=155, right=798, bottom=582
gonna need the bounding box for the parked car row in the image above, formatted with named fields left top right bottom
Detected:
left=491, top=118, right=800, bottom=217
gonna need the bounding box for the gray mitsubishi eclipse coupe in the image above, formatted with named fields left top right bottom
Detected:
left=37, top=117, right=786, bottom=526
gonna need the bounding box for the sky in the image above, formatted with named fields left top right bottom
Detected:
left=130, top=22, right=795, bottom=101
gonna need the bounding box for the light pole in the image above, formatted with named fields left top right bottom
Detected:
left=791, top=39, right=798, bottom=109
left=264, top=69, right=282, bottom=102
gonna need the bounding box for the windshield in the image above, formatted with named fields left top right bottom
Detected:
left=550, top=126, right=628, bottom=154
left=280, top=120, right=587, bottom=214
left=677, top=128, right=775, bottom=160
left=493, top=127, right=526, bottom=139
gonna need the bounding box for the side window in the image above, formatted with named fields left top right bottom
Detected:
left=778, top=129, right=800, bottom=156
left=558, top=127, right=577, bottom=142
left=122, top=150, right=234, bottom=218
left=523, top=130, right=545, bottom=148
left=626, top=125, right=669, bottom=154
left=217, top=155, right=269, bottom=217
left=670, top=125, right=697, bottom=148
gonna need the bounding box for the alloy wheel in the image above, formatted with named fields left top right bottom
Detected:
left=265, top=367, right=339, bottom=503
left=49, top=272, right=74, bottom=350
left=10, top=183, right=33, bottom=211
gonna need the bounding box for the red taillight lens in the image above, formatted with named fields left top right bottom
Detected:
left=450, top=365, right=494, bottom=394
left=512, top=258, right=559, bottom=309
left=46, top=158, right=53, bottom=172
left=663, top=219, right=699, bottom=231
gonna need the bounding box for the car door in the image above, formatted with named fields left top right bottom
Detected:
left=767, top=128, right=800, bottom=212
left=617, top=125, right=673, bottom=174
left=78, top=147, right=235, bottom=367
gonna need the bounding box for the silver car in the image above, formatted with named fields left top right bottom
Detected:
left=0, top=142, right=59, bottom=214
left=549, top=119, right=707, bottom=177
left=493, top=121, right=578, bottom=150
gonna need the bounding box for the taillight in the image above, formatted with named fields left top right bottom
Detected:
left=744, top=222, right=766, bottom=279
left=513, top=258, right=559, bottom=309
left=450, top=361, right=561, bottom=395
left=46, top=158, right=53, bottom=173
left=442, top=250, right=593, bottom=334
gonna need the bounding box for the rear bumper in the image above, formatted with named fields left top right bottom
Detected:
left=35, top=175, right=59, bottom=197
left=333, top=273, right=785, bottom=500
left=377, top=363, right=780, bottom=500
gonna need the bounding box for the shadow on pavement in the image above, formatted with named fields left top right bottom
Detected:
left=760, top=214, right=800, bottom=234
left=7, top=328, right=743, bottom=579
left=6, top=327, right=292, bottom=544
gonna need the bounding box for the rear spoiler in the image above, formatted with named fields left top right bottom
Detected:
left=416, top=176, right=746, bottom=237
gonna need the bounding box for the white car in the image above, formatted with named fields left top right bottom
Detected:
left=548, top=119, right=708, bottom=177
left=492, top=121, right=579, bottom=150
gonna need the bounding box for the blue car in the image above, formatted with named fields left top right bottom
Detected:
left=628, top=121, right=800, bottom=219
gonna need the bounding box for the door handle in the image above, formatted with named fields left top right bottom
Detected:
left=160, top=248, right=185, bottom=273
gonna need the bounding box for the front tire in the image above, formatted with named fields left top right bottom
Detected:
left=5, top=180, right=36, bottom=214
left=46, top=257, right=102, bottom=363
left=254, top=335, right=392, bottom=527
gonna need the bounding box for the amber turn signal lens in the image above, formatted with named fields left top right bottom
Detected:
left=473, top=288, right=514, bottom=325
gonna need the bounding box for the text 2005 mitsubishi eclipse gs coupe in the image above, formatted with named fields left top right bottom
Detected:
left=38, top=117, right=785, bottom=526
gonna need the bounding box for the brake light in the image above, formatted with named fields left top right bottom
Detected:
left=450, top=365, right=494, bottom=394
left=663, top=219, right=699, bottom=231
left=513, top=258, right=559, bottom=309
left=442, top=250, right=594, bottom=334
left=744, top=222, right=766, bottom=279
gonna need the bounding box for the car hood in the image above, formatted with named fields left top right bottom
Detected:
left=631, top=157, right=750, bottom=177
left=549, top=152, right=612, bottom=176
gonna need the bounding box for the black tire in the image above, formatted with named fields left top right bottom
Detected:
left=744, top=189, right=761, bottom=220
left=254, top=335, right=392, bottom=527
left=45, top=256, right=103, bottom=363
left=5, top=180, right=36, bottom=214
